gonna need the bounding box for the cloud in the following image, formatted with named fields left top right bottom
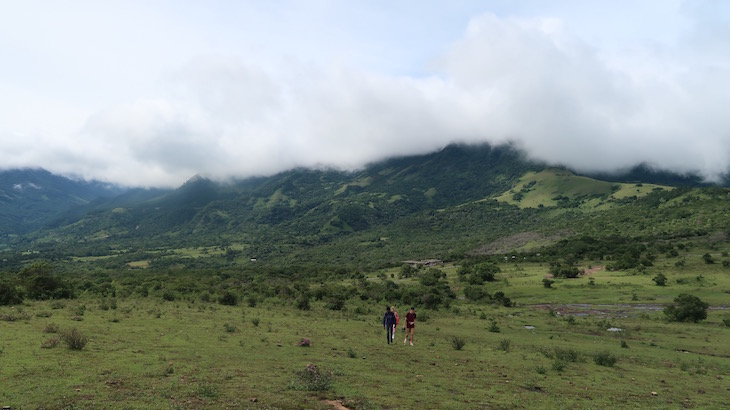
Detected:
left=2, top=3, right=729, bottom=187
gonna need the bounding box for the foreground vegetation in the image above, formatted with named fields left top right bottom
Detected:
left=2, top=242, right=729, bottom=409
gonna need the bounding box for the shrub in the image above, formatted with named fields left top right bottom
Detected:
left=702, top=253, right=714, bottom=264
left=60, top=328, right=89, bottom=350
left=251, top=318, right=260, bottom=327
left=296, top=295, right=311, bottom=310
left=593, top=351, right=618, bottom=367
left=0, top=281, right=23, bottom=306
left=449, top=336, right=467, bottom=351
left=652, top=273, right=667, bottom=286
left=464, top=285, right=488, bottom=301
left=347, top=347, right=357, bottom=358
left=621, top=340, right=629, bottom=349
left=289, top=363, right=334, bottom=391
left=41, top=336, right=60, bottom=349
left=223, top=323, right=237, bottom=333
left=542, top=278, right=554, bottom=288
left=664, top=294, right=709, bottom=323
left=498, top=339, right=511, bottom=352
left=554, top=348, right=581, bottom=363
left=488, top=320, right=500, bottom=333
left=43, top=323, right=60, bottom=333
left=552, top=360, right=567, bottom=372
left=218, top=291, right=238, bottom=306
left=722, top=318, right=730, bottom=327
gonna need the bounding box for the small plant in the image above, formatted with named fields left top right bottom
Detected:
left=72, top=304, right=86, bottom=317
left=36, top=311, right=53, bottom=318
left=196, top=382, right=218, bottom=398
left=60, top=328, right=89, bottom=350
left=347, top=347, right=357, bottom=358
left=498, top=339, right=511, bottom=352
left=41, top=336, right=60, bottom=349
left=488, top=320, right=500, bottom=333
left=722, top=318, right=730, bottom=327
left=289, top=363, right=334, bottom=391
left=620, top=340, right=629, bottom=349
left=551, top=360, right=567, bottom=372
left=542, top=278, right=554, bottom=288
left=251, top=318, right=260, bottom=327
left=223, top=323, right=238, bottom=333
left=554, top=348, right=581, bottom=363
left=43, top=323, right=60, bottom=333
left=593, top=351, right=618, bottom=367
left=566, top=315, right=576, bottom=325
left=479, top=312, right=487, bottom=320
left=247, top=296, right=257, bottom=307
left=450, top=336, right=467, bottom=351
left=50, top=301, right=66, bottom=309
left=536, top=365, right=547, bottom=375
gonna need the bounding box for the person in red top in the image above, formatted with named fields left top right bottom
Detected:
left=403, top=306, right=416, bottom=346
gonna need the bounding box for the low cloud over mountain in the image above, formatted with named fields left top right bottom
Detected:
left=1, top=1, right=728, bottom=187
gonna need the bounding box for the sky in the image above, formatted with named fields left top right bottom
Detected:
left=1, top=0, right=729, bottom=187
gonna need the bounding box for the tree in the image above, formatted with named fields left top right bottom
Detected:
left=664, top=294, right=708, bottom=323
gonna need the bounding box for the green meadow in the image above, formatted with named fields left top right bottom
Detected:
left=2, top=251, right=729, bottom=409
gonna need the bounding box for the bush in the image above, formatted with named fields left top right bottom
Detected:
left=218, top=291, right=238, bottom=306
left=41, top=336, right=60, bottom=349
left=0, top=281, right=23, bottom=306
left=60, top=328, right=89, bottom=350
left=449, top=336, right=467, bottom=350
left=593, top=351, right=618, bottom=367
left=664, top=294, right=709, bottom=323
left=251, top=318, right=260, bottom=327
left=554, top=348, right=581, bottom=363
left=43, top=323, right=60, bottom=333
left=289, top=363, right=334, bottom=391
left=542, top=278, right=554, bottom=288
left=652, top=273, right=667, bottom=286
left=296, top=295, right=311, bottom=310
left=488, top=320, right=500, bottom=333
left=464, top=285, right=487, bottom=301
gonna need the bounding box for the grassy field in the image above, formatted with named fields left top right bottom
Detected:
left=2, top=256, right=730, bottom=409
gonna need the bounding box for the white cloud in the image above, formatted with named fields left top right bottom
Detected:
left=1, top=2, right=729, bottom=186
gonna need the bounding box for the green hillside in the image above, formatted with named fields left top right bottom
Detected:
left=1, top=143, right=729, bottom=273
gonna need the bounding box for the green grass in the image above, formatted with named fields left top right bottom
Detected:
left=2, top=253, right=729, bottom=409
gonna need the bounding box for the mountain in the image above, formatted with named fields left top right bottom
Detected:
left=3, top=143, right=729, bottom=270
left=0, top=168, right=125, bottom=237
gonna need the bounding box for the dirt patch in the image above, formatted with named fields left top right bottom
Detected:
left=324, top=399, right=350, bottom=410
left=468, top=230, right=572, bottom=256
left=582, top=266, right=604, bottom=275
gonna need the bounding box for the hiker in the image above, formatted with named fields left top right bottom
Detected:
left=403, top=306, right=416, bottom=346
left=383, top=306, right=397, bottom=344
left=392, top=307, right=399, bottom=341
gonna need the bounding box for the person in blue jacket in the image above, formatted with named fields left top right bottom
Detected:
left=383, top=306, right=397, bottom=344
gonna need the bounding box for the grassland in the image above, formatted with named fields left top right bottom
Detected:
left=2, top=249, right=730, bottom=409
